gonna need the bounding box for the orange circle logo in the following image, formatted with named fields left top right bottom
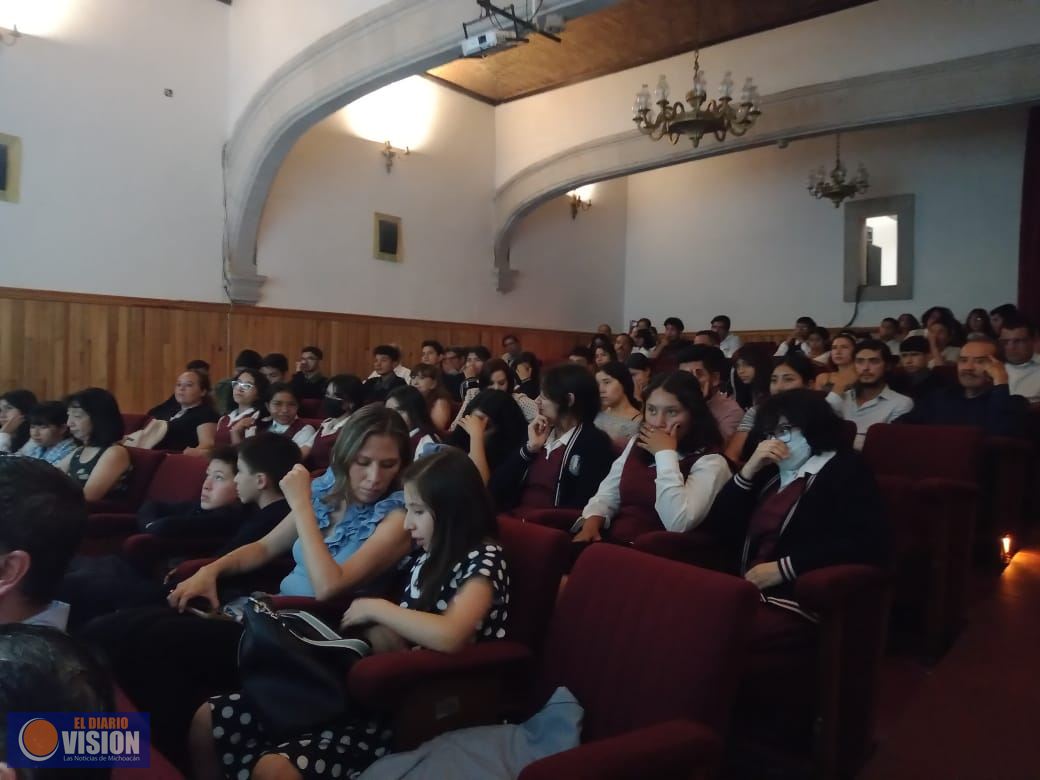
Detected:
left=18, top=718, right=59, bottom=762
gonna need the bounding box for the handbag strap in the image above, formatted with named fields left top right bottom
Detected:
left=278, top=609, right=372, bottom=655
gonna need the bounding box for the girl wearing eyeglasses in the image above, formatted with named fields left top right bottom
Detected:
left=215, top=369, right=269, bottom=447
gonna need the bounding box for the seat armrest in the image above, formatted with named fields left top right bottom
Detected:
left=633, top=531, right=733, bottom=572
left=794, top=565, right=888, bottom=614
left=267, top=595, right=354, bottom=622
left=84, top=513, right=137, bottom=538
left=513, top=508, right=580, bottom=531
left=165, top=557, right=218, bottom=584
left=518, top=719, right=721, bottom=780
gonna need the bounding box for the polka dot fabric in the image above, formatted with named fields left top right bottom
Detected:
left=399, top=542, right=510, bottom=640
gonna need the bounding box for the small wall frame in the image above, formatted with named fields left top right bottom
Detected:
left=0, top=133, right=22, bottom=203
left=373, top=212, right=402, bottom=262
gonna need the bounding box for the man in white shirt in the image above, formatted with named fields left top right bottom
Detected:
left=830, top=339, right=913, bottom=450
left=710, top=315, right=743, bottom=358
left=366, top=343, right=411, bottom=382
left=1001, top=318, right=1040, bottom=404
left=0, top=457, right=86, bottom=632
left=876, top=317, right=902, bottom=356
left=774, top=316, right=817, bottom=357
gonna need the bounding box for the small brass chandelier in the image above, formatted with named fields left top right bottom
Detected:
left=631, top=50, right=761, bottom=147
left=808, top=134, right=869, bottom=207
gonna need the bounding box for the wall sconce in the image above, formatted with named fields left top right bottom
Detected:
left=569, top=192, right=591, bottom=219
left=1, top=25, right=21, bottom=46
left=382, top=141, right=410, bottom=174
left=1000, top=534, right=1014, bottom=566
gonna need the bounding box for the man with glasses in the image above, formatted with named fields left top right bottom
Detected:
left=829, top=339, right=913, bottom=450
left=441, top=345, right=465, bottom=400
left=1000, top=317, right=1040, bottom=404
left=290, top=345, right=327, bottom=400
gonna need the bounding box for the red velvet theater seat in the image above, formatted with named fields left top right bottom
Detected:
left=299, top=398, right=324, bottom=418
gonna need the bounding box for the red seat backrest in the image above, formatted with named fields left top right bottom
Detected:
left=496, top=516, right=570, bottom=650
left=840, top=419, right=857, bottom=450
left=121, top=413, right=149, bottom=434
left=87, top=448, right=167, bottom=513
left=861, top=423, right=984, bottom=483
left=145, top=453, right=210, bottom=504
left=299, top=399, right=323, bottom=418
left=536, top=545, right=758, bottom=742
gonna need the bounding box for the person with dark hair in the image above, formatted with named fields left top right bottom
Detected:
left=593, top=342, right=618, bottom=369
left=21, top=401, right=77, bottom=465
left=308, top=374, right=367, bottom=472
left=678, top=345, right=744, bottom=442
left=493, top=364, right=614, bottom=514
left=290, top=345, right=327, bottom=401
left=594, top=361, right=643, bottom=447
left=386, top=385, right=441, bottom=458
left=513, top=351, right=541, bottom=399
left=990, top=303, right=1019, bottom=336
left=875, top=317, right=902, bottom=355
left=129, top=369, right=219, bottom=455
left=212, top=348, right=265, bottom=415
left=410, top=364, right=455, bottom=432
left=693, top=329, right=722, bottom=348
left=501, top=334, right=522, bottom=366
left=805, top=326, right=831, bottom=364
left=1000, top=317, right=1040, bottom=404
left=897, top=313, right=922, bottom=339
left=774, top=316, right=818, bottom=357
left=189, top=449, right=509, bottom=780
left=420, top=339, right=445, bottom=366
left=813, top=333, right=858, bottom=396
left=627, top=353, right=652, bottom=402
left=459, top=346, right=491, bottom=400
left=900, top=337, right=1029, bottom=436
left=57, top=388, right=131, bottom=503
left=364, top=345, right=409, bottom=404
left=575, top=371, right=730, bottom=543
left=446, top=389, right=528, bottom=491
left=730, top=345, right=772, bottom=412
left=0, top=389, right=38, bottom=454
left=568, top=345, right=595, bottom=369
left=710, top=315, right=743, bottom=358
left=259, top=352, right=290, bottom=385
left=146, top=360, right=213, bottom=420
left=451, top=359, right=539, bottom=431
left=893, top=335, right=951, bottom=401
left=0, top=457, right=86, bottom=629
left=927, top=319, right=961, bottom=367
left=651, top=316, right=688, bottom=367
left=613, top=333, right=635, bottom=364
left=241, top=383, right=316, bottom=460
left=441, top=345, right=466, bottom=400
left=964, top=308, right=996, bottom=340
left=632, top=328, right=656, bottom=357
left=829, top=339, right=913, bottom=449
left=216, top=368, right=269, bottom=447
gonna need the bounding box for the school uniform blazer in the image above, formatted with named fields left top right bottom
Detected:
left=491, top=424, right=615, bottom=513
left=701, top=449, right=888, bottom=592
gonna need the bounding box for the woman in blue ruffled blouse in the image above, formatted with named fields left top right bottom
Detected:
left=169, top=405, right=413, bottom=610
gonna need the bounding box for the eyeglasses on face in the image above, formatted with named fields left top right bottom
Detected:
left=766, top=424, right=795, bottom=443
left=232, top=381, right=255, bottom=391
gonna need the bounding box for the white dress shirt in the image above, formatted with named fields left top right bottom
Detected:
left=1007, top=356, right=1040, bottom=403
left=577, top=438, right=732, bottom=534
left=774, top=340, right=813, bottom=357
left=246, top=418, right=317, bottom=449
left=829, top=385, right=914, bottom=450
left=719, top=333, right=743, bottom=358
left=22, top=600, right=71, bottom=632
left=543, top=425, right=577, bottom=458
left=367, top=365, right=412, bottom=382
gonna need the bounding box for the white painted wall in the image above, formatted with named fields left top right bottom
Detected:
left=623, top=109, right=1027, bottom=331
left=495, top=0, right=1040, bottom=187
left=0, top=0, right=229, bottom=302
left=256, top=81, right=625, bottom=331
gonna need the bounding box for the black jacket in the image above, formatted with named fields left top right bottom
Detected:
left=290, top=372, right=327, bottom=400
left=701, top=450, right=888, bottom=602
left=898, top=384, right=1028, bottom=438
left=135, top=499, right=289, bottom=557
left=491, top=424, right=615, bottom=513
left=363, top=374, right=406, bottom=405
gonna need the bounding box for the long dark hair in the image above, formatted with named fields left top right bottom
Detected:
left=481, top=359, right=515, bottom=393
left=403, top=449, right=498, bottom=611
left=595, top=361, right=638, bottom=409
left=324, top=405, right=411, bottom=510
left=542, top=363, right=601, bottom=426
left=446, top=389, right=527, bottom=471
left=387, top=386, right=440, bottom=442
left=65, top=388, right=124, bottom=448
left=964, top=307, right=996, bottom=338
left=513, top=352, right=541, bottom=395
left=752, top=388, right=848, bottom=455
left=232, top=368, right=269, bottom=414
left=641, top=372, right=722, bottom=457
left=730, top=346, right=771, bottom=410
left=1, top=389, right=37, bottom=452
left=409, top=364, right=453, bottom=405
left=326, top=374, right=366, bottom=415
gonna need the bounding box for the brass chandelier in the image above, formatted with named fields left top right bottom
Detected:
left=808, top=134, right=869, bottom=207
left=631, top=50, right=761, bottom=147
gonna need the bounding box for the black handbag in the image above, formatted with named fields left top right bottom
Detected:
left=237, top=597, right=370, bottom=740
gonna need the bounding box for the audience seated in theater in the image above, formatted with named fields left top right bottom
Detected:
left=830, top=340, right=914, bottom=450
left=574, top=371, right=730, bottom=543
left=597, top=323, right=612, bottom=336
left=57, top=388, right=132, bottom=503
left=188, top=448, right=509, bottom=780
left=445, top=389, right=528, bottom=493
left=128, top=369, right=219, bottom=456
left=363, top=345, right=408, bottom=404
left=651, top=316, right=689, bottom=365
left=806, top=327, right=832, bottom=365
left=501, top=333, right=522, bottom=366
left=409, top=363, right=454, bottom=432
left=594, top=361, right=643, bottom=447
left=702, top=388, right=887, bottom=632
left=892, top=335, right=951, bottom=401
left=459, top=345, right=491, bottom=400
left=308, top=374, right=366, bottom=472
left=589, top=333, right=611, bottom=353
left=989, top=303, right=1019, bottom=336
left=631, top=328, right=656, bottom=357
left=730, top=345, right=772, bottom=412
left=814, top=332, right=858, bottom=396
left=693, top=329, right=722, bottom=348
left=613, top=332, right=635, bottom=364
left=965, top=308, right=997, bottom=340
left=626, top=353, right=652, bottom=402
left=451, top=358, right=539, bottom=431
left=927, top=319, right=961, bottom=367
left=0, top=456, right=86, bottom=630
left=513, top=351, right=541, bottom=400
left=898, top=312, right=923, bottom=339
left=567, top=345, right=595, bottom=370
left=1000, top=317, right=1040, bottom=404
left=678, top=344, right=745, bottom=442
left=289, top=345, right=327, bottom=401
left=900, top=337, right=1029, bottom=436
left=146, top=359, right=211, bottom=420
left=259, top=352, right=290, bottom=385
left=240, top=383, right=316, bottom=460
left=19, top=401, right=78, bottom=465
left=213, top=348, right=263, bottom=414
left=440, top=345, right=466, bottom=401
left=876, top=317, right=903, bottom=355
left=215, top=368, right=268, bottom=447
left=419, top=339, right=444, bottom=367
left=386, top=386, right=441, bottom=459
left=774, top=316, right=817, bottom=357
left=629, top=316, right=653, bottom=338
left=711, top=314, right=743, bottom=358
left=592, top=342, right=617, bottom=369
left=0, top=389, right=38, bottom=454
left=493, top=363, right=614, bottom=516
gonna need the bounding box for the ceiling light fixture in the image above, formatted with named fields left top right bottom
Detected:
left=568, top=192, right=591, bottom=219
left=381, top=141, right=409, bottom=173
left=808, top=134, right=869, bottom=208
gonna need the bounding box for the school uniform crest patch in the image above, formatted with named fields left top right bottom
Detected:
left=567, top=455, right=581, bottom=476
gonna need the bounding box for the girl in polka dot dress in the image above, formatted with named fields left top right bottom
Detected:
left=189, top=448, right=510, bottom=780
